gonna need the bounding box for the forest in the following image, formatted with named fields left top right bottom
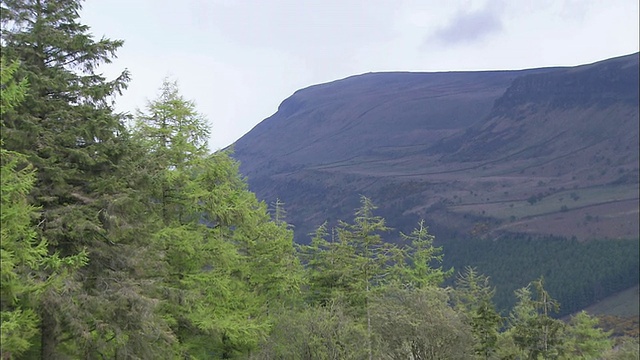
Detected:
left=1, top=1, right=638, bottom=359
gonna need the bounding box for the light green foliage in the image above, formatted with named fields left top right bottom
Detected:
left=133, top=79, right=303, bottom=357
left=251, top=301, right=369, bottom=360
left=561, top=311, right=612, bottom=359
left=1, top=56, right=88, bottom=359
left=454, top=267, right=502, bottom=359
left=371, top=285, right=474, bottom=360
left=508, top=278, right=566, bottom=360
left=602, top=337, right=639, bottom=360
left=0, top=146, right=44, bottom=358
left=398, top=219, right=452, bottom=288
left=0, top=58, right=27, bottom=118
left=0, top=2, right=628, bottom=358
left=1, top=1, right=169, bottom=357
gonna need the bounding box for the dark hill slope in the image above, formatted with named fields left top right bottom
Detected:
left=235, top=69, right=554, bottom=177
left=232, top=54, right=639, bottom=244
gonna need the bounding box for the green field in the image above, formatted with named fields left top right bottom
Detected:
left=451, top=183, right=639, bottom=220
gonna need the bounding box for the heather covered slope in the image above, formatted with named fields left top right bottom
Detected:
left=233, top=53, right=639, bottom=244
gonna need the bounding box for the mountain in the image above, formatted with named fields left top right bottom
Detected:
left=233, top=53, right=639, bottom=244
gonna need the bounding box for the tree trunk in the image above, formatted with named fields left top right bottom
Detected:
left=40, top=309, right=58, bottom=360
left=366, top=281, right=372, bottom=360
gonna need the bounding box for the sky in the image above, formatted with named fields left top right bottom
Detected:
left=80, top=0, right=640, bottom=151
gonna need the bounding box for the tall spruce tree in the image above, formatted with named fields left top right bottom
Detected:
left=0, top=1, right=171, bottom=358
left=301, top=196, right=403, bottom=360
left=1, top=56, right=86, bottom=359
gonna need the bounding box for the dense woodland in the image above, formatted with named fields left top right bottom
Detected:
left=1, top=1, right=638, bottom=359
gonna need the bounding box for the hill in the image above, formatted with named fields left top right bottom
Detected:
left=231, top=53, right=640, bottom=316
left=233, top=53, right=639, bottom=244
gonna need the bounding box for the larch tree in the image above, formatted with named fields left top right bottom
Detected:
left=133, top=79, right=303, bottom=358
left=562, top=311, right=612, bottom=359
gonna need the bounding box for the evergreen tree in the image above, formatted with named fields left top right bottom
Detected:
left=0, top=2, right=174, bottom=358
left=133, top=79, right=303, bottom=358
left=1, top=56, right=86, bottom=359
left=398, top=219, right=452, bottom=288
left=562, top=311, right=612, bottom=359
left=508, top=278, right=566, bottom=360
left=300, top=196, right=403, bottom=360
left=301, top=222, right=361, bottom=307
left=454, top=267, right=502, bottom=359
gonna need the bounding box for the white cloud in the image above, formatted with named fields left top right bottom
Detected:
left=426, top=1, right=504, bottom=46
left=79, top=0, right=640, bottom=150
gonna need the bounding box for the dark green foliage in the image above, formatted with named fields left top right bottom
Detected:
left=2, top=1, right=170, bottom=359
left=453, top=267, right=502, bottom=359
left=442, top=235, right=639, bottom=317
left=507, top=278, right=566, bottom=359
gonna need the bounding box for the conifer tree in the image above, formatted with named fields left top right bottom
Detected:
left=562, top=311, right=612, bottom=359
left=508, top=278, right=566, bottom=360
left=1, top=58, right=40, bottom=359
left=398, top=219, right=452, bottom=288
left=133, top=79, right=303, bottom=357
left=0, top=1, right=172, bottom=358
left=454, top=267, right=502, bottom=360
left=1, top=55, right=95, bottom=358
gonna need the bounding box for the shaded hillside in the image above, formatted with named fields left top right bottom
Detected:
left=233, top=53, right=639, bottom=244
left=235, top=69, right=554, bottom=178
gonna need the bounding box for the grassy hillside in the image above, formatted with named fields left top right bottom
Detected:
left=585, top=285, right=639, bottom=317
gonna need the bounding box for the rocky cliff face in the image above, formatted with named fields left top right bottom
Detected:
left=232, top=53, right=639, bottom=244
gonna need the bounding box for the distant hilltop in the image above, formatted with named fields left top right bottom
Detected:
left=232, top=53, right=639, bottom=244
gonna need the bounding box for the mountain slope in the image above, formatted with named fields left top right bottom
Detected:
left=233, top=53, right=639, bottom=244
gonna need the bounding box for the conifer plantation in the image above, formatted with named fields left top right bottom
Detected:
left=1, top=1, right=638, bottom=359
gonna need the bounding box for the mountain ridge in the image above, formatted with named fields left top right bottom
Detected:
left=232, top=53, right=639, bottom=244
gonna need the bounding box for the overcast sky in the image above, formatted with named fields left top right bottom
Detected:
left=80, top=0, right=639, bottom=151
